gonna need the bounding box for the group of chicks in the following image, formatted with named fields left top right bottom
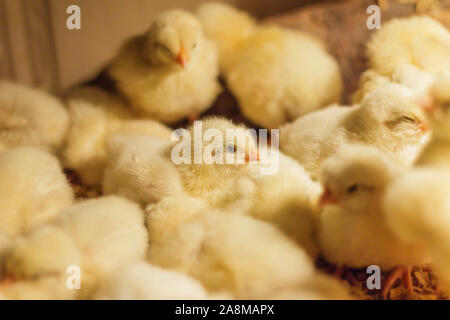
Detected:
left=0, top=1, right=450, bottom=300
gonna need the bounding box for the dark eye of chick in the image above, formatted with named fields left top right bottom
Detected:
left=226, top=145, right=237, bottom=153
left=346, top=184, right=358, bottom=193
left=400, top=116, right=417, bottom=124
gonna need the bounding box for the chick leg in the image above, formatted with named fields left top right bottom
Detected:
left=382, top=266, right=413, bottom=299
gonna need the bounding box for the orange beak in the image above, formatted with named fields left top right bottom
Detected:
left=318, top=188, right=339, bottom=206
left=176, top=44, right=189, bottom=68
left=418, top=121, right=429, bottom=133
left=245, top=151, right=260, bottom=163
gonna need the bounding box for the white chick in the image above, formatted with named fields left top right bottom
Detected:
left=383, top=168, right=450, bottom=293
left=196, top=2, right=342, bottom=128
left=367, top=16, right=450, bottom=78
left=0, top=225, right=81, bottom=300
left=94, top=261, right=208, bottom=300
left=317, top=145, right=430, bottom=299
left=246, top=150, right=321, bottom=258
left=103, top=117, right=260, bottom=209
left=416, top=72, right=450, bottom=168
left=148, top=211, right=314, bottom=299
left=0, top=147, right=73, bottom=237
left=281, top=83, right=429, bottom=179
left=0, top=81, right=69, bottom=153
left=53, top=196, right=148, bottom=298
left=108, top=10, right=221, bottom=123
left=63, top=86, right=172, bottom=186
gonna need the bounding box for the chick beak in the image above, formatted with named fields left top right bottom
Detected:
left=418, top=121, right=429, bottom=133
left=245, top=151, right=260, bottom=163
left=176, top=44, right=189, bottom=68
left=318, top=188, right=339, bottom=206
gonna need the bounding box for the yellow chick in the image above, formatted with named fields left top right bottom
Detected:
left=63, top=86, right=172, bottom=186
left=0, top=82, right=69, bottom=153
left=354, top=16, right=450, bottom=103
left=281, top=83, right=429, bottom=179
left=367, top=16, right=450, bottom=79
left=103, top=117, right=260, bottom=209
left=0, top=147, right=73, bottom=237
left=416, top=72, right=450, bottom=168
left=94, top=261, right=208, bottom=300
left=196, top=2, right=342, bottom=128
left=52, top=196, right=148, bottom=298
left=383, top=168, right=450, bottom=294
left=317, top=145, right=430, bottom=299
left=0, top=226, right=81, bottom=300
left=108, top=10, right=221, bottom=123
left=149, top=211, right=314, bottom=299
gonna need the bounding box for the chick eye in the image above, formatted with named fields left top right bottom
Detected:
left=155, top=43, right=171, bottom=53
left=226, top=145, right=237, bottom=153
left=346, top=184, right=358, bottom=193
left=400, top=116, right=416, bottom=124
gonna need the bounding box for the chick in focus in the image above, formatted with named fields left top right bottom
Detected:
left=0, top=226, right=81, bottom=300
left=196, top=2, right=342, bottom=128
left=281, top=83, right=429, bottom=179
left=0, top=82, right=69, bottom=153
left=148, top=211, right=314, bottom=299
left=52, top=196, right=148, bottom=298
left=0, top=147, right=73, bottom=237
left=317, top=145, right=430, bottom=299
left=108, top=10, right=221, bottom=123
left=103, top=117, right=260, bottom=209
left=94, top=261, right=208, bottom=300
left=63, top=86, right=172, bottom=186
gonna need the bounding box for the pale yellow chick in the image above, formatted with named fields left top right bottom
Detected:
left=317, top=145, right=429, bottom=298
left=52, top=196, right=148, bottom=298
left=63, top=86, right=172, bottom=186
left=149, top=211, right=314, bottom=299
left=281, top=83, right=429, bottom=179
left=94, top=261, right=208, bottom=300
left=0, top=147, right=73, bottom=237
left=0, top=82, right=69, bottom=153
left=0, top=226, right=81, bottom=300
left=108, top=10, right=221, bottom=123
left=196, top=2, right=342, bottom=128
left=103, top=117, right=260, bottom=209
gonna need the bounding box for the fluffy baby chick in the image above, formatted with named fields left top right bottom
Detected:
left=197, top=2, right=342, bottom=128
left=108, top=10, right=221, bottom=123
left=367, top=16, right=450, bottom=78
left=383, top=168, right=450, bottom=293
left=149, top=211, right=314, bottom=299
left=103, top=117, right=260, bottom=209
left=0, top=82, right=69, bottom=153
left=53, top=196, right=148, bottom=298
left=246, top=150, right=321, bottom=258
left=317, top=145, right=429, bottom=298
left=281, top=83, right=429, bottom=179
left=63, top=86, right=172, bottom=186
left=94, top=261, right=208, bottom=300
left=0, top=147, right=73, bottom=237
left=0, top=226, right=81, bottom=300
left=416, top=72, right=450, bottom=168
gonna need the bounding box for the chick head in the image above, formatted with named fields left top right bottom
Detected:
left=354, top=84, right=428, bottom=146
left=420, top=72, right=450, bottom=140
left=0, top=226, right=81, bottom=285
left=174, top=117, right=259, bottom=174
left=145, top=10, right=202, bottom=68
left=319, top=145, right=398, bottom=213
